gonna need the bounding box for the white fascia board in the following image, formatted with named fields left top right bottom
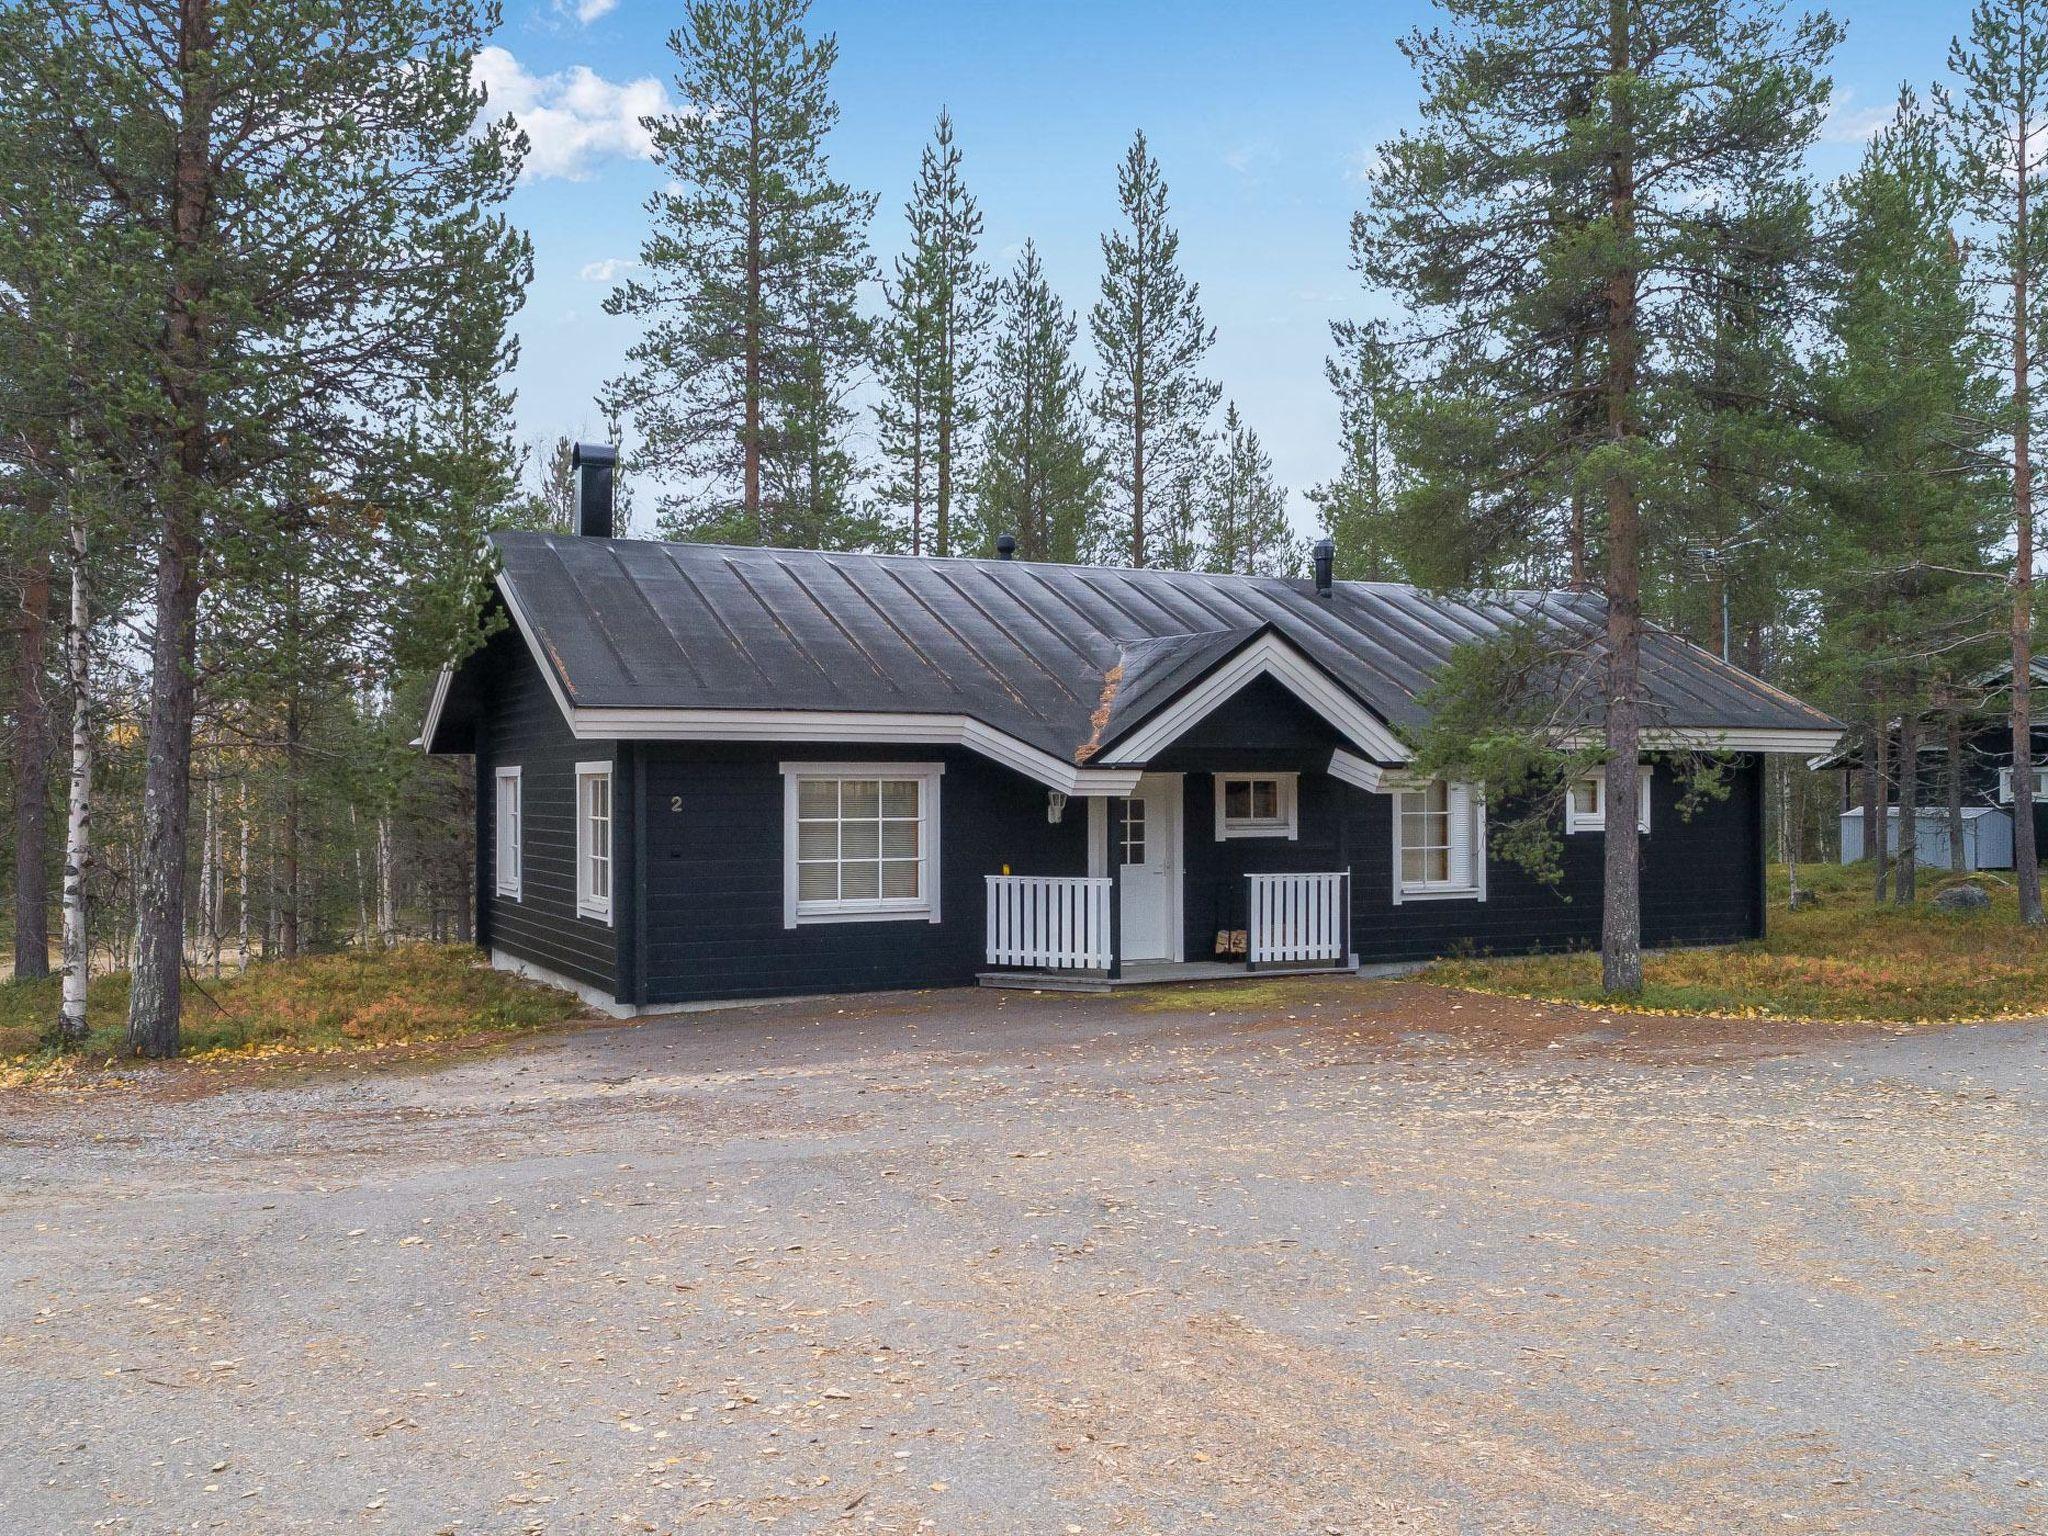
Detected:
left=1101, top=632, right=1411, bottom=766
left=1328, top=749, right=1408, bottom=795
left=417, top=664, right=455, bottom=754
left=495, top=571, right=1139, bottom=795
left=1562, top=727, right=1843, bottom=755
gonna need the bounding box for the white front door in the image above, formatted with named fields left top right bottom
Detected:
left=1117, top=775, right=1180, bottom=962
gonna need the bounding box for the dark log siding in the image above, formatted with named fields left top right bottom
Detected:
left=471, top=627, right=621, bottom=994
left=460, top=635, right=1763, bottom=1004
left=1328, top=755, right=1766, bottom=965
left=637, top=743, right=1088, bottom=1004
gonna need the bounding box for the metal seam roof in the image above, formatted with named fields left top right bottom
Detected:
left=488, top=531, right=1840, bottom=761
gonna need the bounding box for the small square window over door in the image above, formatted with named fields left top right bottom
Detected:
left=1214, top=773, right=1298, bottom=839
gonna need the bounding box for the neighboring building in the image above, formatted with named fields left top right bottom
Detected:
left=420, top=445, right=1841, bottom=1012
left=1816, top=680, right=2048, bottom=873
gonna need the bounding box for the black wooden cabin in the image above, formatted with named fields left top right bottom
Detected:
left=420, top=444, right=1840, bottom=1012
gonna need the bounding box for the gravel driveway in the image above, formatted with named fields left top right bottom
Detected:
left=2, top=978, right=2043, bottom=1534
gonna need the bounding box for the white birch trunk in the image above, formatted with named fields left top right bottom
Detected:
left=350, top=804, right=369, bottom=946
left=57, top=489, right=91, bottom=1044
left=376, top=815, right=396, bottom=947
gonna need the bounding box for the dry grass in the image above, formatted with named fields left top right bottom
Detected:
left=0, top=944, right=584, bottom=1078
left=1427, top=860, right=2048, bottom=1024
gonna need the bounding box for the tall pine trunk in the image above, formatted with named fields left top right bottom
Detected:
left=1598, top=0, right=1644, bottom=995
left=1872, top=716, right=1892, bottom=900
left=127, top=0, right=215, bottom=1058
left=1947, top=711, right=1967, bottom=874
left=281, top=690, right=302, bottom=958
left=2012, top=27, right=2044, bottom=924
left=1895, top=709, right=1919, bottom=904
left=10, top=540, right=52, bottom=980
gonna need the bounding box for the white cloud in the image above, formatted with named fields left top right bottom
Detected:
left=1820, top=89, right=1891, bottom=146
left=472, top=46, right=667, bottom=181
left=579, top=257, right=637, bottom=283
left=574, top=0, right=618, bottom=19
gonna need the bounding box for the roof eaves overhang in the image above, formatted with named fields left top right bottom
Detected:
left=1095, top=628, right=1412, bottom=766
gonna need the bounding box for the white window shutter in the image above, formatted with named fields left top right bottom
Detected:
left=1447, top=781, right=1474, bottom=887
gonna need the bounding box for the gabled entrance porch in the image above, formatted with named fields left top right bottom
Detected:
left=980, top=769, right=1355, bottom=990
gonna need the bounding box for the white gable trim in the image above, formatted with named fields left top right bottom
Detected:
left=481, top=572, right=1141, bottom=797
left=415, top=663, right=454, bottom=752
left=1101, top=632, right=1411, bottom=765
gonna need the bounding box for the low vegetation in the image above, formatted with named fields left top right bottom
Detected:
left=0, top=945, right=584, bottom=1080
left=1429, top=862, right=2047, bottom=1025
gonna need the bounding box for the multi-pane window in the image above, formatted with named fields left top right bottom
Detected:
left=782, top=764, right=942, bottom=924
left=1119, top=795, right=1148, bottom=865
left=1395, top=778, right=1483, bottom=900
left=576, top=763, right=612, bottom=922
left=1215, top=772, right=1297, bottom=838
left=494, top=767, right=522, bottom=899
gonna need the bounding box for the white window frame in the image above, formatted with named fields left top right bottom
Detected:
left=779, top=762, right=944, bottom=928
left=1392, top=778, right=1486, bottom=904
left=1997, top=764, right=2048, bottom=803
left=575, top=761, right=613, bottom=924
left=1567, top=765, right=1653, bottom=834
left=1213, top=772, right=1299, bottom=840
left=494, top=766, right=522, bottom=900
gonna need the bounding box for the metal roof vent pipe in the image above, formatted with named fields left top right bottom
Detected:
left=995, top=533, right=1017, bottom=560
left=572, top=441, right=618, bottom=539
left=1313, top=537, right=1334, bottom=597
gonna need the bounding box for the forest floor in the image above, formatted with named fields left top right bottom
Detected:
left=1429, top=860, right=2048, bottom=1023
left=2, top=978, right=2041, bottom=1534
left=0, top=945, right=583, bottom=1081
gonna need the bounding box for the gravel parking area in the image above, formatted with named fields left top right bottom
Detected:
left=2, top=978, right=2043, bottom=1534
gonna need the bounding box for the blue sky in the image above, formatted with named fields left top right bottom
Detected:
left=481, top=0, right=1958, bottom=540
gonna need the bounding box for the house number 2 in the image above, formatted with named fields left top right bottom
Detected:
left=670, top=795, right=683, bottom=812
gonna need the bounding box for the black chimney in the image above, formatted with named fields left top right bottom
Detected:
left=1313, top=537, right=1334, bottom=597
left=572, top=441, right=618, bottom=538
left=995, top=533, right=1017, bottom=560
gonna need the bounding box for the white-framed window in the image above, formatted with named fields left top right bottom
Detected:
left=1998, top=764, right=2048, bottom=803
left=1393, top=778, right=1485, bottom=903
left=780, top=762, right=943, bottom=927
left=1567, top=765, right=1653, bottom=834
left=494, top=766, right=522, bottom=899
left=576, top=761, right=613, bottom=923
left=1213, top=772, right=1299, bottom=840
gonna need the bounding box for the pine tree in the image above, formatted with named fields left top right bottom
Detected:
left=606, top=0, right=876, bottom=547
left=972, top=243, right=1102, bottom=563
left=1, top=0, right=528, bottom=1054
left=1941, top=0, right=2048, bottom=925
left=1091, top=131, right=1220, bottom=566
left=876, top=111, right=995, bottom=556
left=1308, top=318, right=1407, bottom=581
left=1150, top=455, right=1210, bottom=572
left=1812, top=93, right=2003, bottom=905
left=1204, top=404, right=1297, bottom=576
left=1356, top=0, right=1840, bottom=994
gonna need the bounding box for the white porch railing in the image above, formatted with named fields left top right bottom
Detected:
left=1247, top=871, right=1350, bottom=967
left=985, top=875, right=1113, bottom=970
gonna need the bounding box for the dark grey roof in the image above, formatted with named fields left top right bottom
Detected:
left=484, top=531, right=1838, bottom=763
